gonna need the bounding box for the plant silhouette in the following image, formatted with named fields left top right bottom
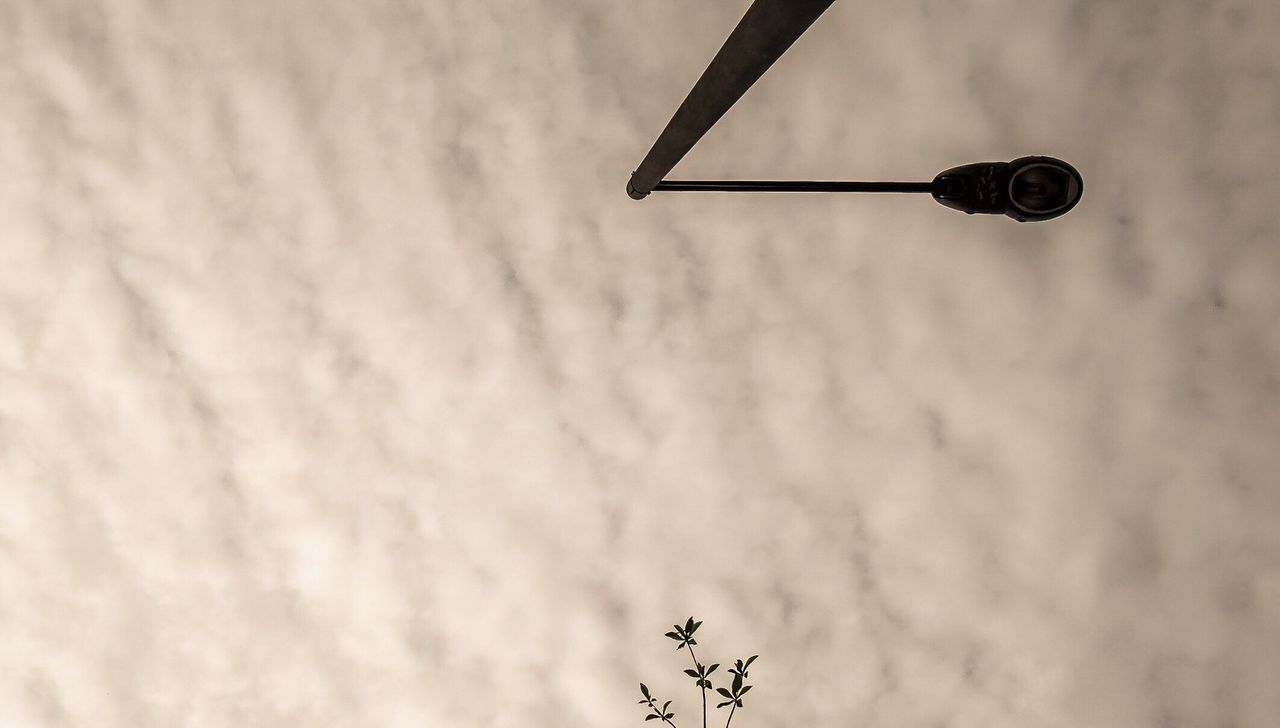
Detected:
left=637, top=618, right=758, bottom=728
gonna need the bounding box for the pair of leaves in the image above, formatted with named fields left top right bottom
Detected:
left=714, top=684, right=752, bottom=709
left=644, top=706, right=675, bottom=722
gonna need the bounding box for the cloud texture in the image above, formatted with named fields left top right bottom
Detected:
left=1, top=1, right=1278, bottom=726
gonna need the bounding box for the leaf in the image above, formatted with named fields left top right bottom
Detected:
left=744, top=655, right=758, bottom=668
left=664, top=632, right=681, bottom=641
left=646, top=715, right=660, bottom=721
left=692, top=620, right=702, bottom=633
left=684, top=669, right=700, bottom=678
left=641, top=684, right=651, bottom=699
left=732, top=675, right=742, bottom=693
left=664, top=714, right=674, bottom=720
left=662, top=701, right=671, bottom=712
left=706, top=664, right=719, bottom=675
left=716, top=688, right=733, bottom=699
left=716, top=701, right=733, bottom=709
left=736, top=700, right=744, bottom=708
left=738, top=685, right=752, bottom=696
left=685, top=617, right=695, bottom=631
left=687, top=639, right=697, bottom=646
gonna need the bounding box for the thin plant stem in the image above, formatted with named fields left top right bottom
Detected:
left=685, top=643, right=707, bottom=728
left=724, top=703, right=737, bottom=728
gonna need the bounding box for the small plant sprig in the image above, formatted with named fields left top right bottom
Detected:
left=714, top=655, right=757, bottom=728
left=636, top=618, right=759, bottom=728
left=638, top=683, right=676, bottom=726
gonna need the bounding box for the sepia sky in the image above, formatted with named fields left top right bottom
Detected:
left=2, top=1, right=1278, bottom=727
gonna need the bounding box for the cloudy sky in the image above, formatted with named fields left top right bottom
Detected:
left=2, top=1, right=1278, bottom=726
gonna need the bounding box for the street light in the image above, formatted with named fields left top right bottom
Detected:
left=626, top=0, right=1084, bottom=223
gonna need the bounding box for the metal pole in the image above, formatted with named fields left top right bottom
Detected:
left=627, top=0, right=838, bottom=200
left=653, top=180, right=934, bottom=193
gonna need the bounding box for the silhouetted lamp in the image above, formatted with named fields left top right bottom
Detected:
left=627, top=0, right=1084, bottom=222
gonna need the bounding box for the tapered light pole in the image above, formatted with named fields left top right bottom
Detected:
left=627, top=0, right=1084, bottom=222
left=627, top=0, right=836, bottom=201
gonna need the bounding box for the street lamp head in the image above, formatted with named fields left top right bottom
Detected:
left=931, top=156, right=1084, bottom=222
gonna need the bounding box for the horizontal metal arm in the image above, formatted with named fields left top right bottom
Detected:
left=653, top=180, right=936, bottom=193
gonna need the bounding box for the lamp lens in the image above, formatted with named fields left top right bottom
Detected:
left=1009, top=163, right=1076, bottom=214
